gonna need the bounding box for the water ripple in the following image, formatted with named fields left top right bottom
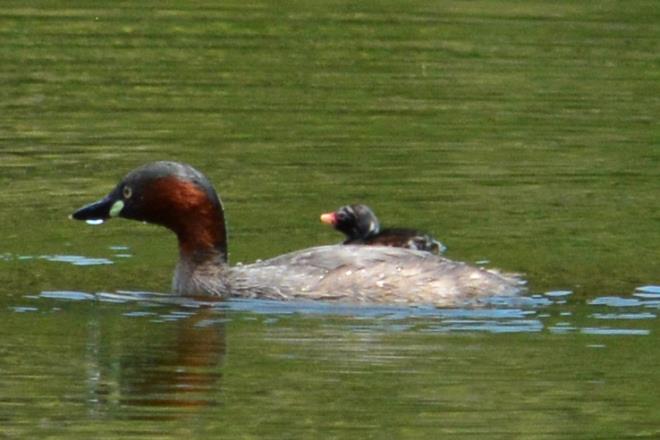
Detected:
left=580, top=327, right=651, bottom=336
left=591, top=312, right=656, bottom=320
left=544, top=290, right=573, bottom=298
left=588, top=296, right=644, bottom=307
left=5, top=290, right=655, bottom=338
left=7, top=254, right=113, bottom=266
left=636, top=285, right=660, bottom=294
left=40, top=290, right=96, bottom=301
left=425, top=319, right=544, bottom=334
left=1, top=252, right=126, bottom=266
left=40, top=254, right=114, bottom=266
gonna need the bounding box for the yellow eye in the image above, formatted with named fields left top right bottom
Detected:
left=122, top=186, right=132, bottom=199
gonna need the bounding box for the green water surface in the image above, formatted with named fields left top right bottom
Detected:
left=0, top=0, right=658, bottom=438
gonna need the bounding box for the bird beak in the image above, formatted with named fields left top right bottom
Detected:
left=72, top=194, right=121, bottom=221
left=320, top=212, right=337, bottom=225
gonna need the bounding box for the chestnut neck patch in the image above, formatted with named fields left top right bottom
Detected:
left=143, top=176, right=228, bottom=262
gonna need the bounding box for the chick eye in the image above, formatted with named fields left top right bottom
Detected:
left=122, top=186, right=133, bottom=199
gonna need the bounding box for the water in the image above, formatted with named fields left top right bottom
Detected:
left=2, top=291, right=659, bottom=437
left=1, top=0, right=659, bottom=438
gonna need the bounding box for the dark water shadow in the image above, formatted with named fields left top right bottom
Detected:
left=80, top=306, right=227, bottom=421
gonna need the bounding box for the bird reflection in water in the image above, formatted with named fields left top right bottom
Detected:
left=88, top=307, right=226, bottom=420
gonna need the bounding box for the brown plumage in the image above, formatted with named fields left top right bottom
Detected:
left=72, top=161, right=524, bottom=306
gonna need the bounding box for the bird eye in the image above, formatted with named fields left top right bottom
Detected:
left=122, top=186, right=132, bottom=199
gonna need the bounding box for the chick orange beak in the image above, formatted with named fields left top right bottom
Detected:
left=320, top=212, right=337, bottom=225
